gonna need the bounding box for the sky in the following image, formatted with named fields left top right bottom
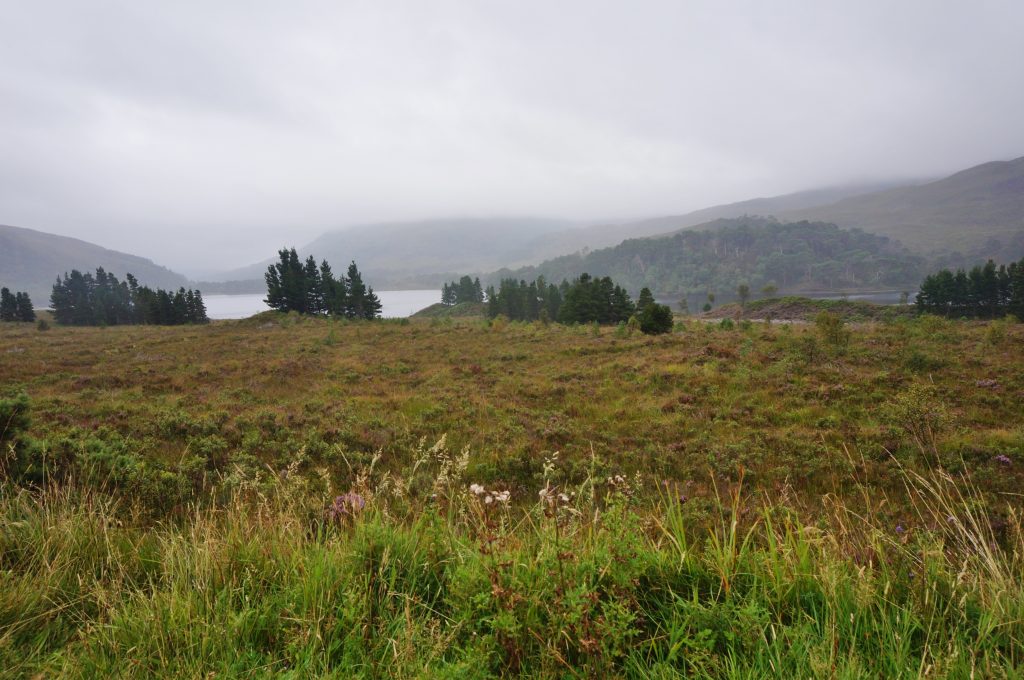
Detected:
left=2, top=0, right=1023, bottom=275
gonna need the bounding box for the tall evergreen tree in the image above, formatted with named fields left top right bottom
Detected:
left=441, top=283, right=456, bottom=306
left=0, top=288, right=15, bottom=321
left=15, top=292, right=35, bottom=322
left=303, top=255, right=324, bottom=314
left=343, top=260, right=381, bottom=319
left=320, top=260, right=347, bottom=316
left=637, top=287, right=655, bottom=311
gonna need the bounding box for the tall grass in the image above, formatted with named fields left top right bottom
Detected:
left=2, top=448, right=1022, bottom=678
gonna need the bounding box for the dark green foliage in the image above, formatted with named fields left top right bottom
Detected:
left=344, top=260, right=382, bottom=320
left=0, top=393, right=51, bottom=484
left=494, top=217, right=926, bottom=298
left=557, top=274, right=635, bottom=325
left=265, top=249, right=380, bottom=319
left=0, top=287, right=14, bottom=320
left=637, top=287, right=655, bottom=310
left=441, top=276, right=485, bottom=306
left=1, top=287, right=34, bottom=322
left=639, top=303, right=674, bottom=334
left=916, top=258, right=1024, bottom=319
left=50, top=269, right=207, bottom=326
left=483, top=272, right=635, bottom=324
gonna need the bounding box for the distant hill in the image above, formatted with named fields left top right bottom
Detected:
left=218, top=218, right=576, bottom=289
left=211, top=187, right=910, bottom=291
left=548, top=180, right=915, bottom=253
left=492, top=216, right=926, bottom=301
left=776, top=156, right=1024, bottom=262
left=0, top=224, right=188, bottom=304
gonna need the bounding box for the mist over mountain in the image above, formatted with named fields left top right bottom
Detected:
left=777, top=156, right=1024, bottom=261
left=546, top=180, right=917, bottom=254
left=4, top=155, right=1022, bottom=304
left=216, top=218, right=578, bottom=289
left=0, top=224, right=188, bottom=304
left=508, top=156, right=1022, bottom=298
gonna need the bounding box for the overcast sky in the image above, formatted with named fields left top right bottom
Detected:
left=2, top=0, right=1023, bottom=274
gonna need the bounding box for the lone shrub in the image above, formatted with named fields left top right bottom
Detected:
left=884, top=383, right=953, bottom=459
left=815, top=311, right=850, bottom=348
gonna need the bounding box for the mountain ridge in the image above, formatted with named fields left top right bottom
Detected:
left=0, top=224, right=189, bottom=304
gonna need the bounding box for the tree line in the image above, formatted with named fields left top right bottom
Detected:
left=50, top=269, right=209, bottom=326
left=264, top=248, right=382, bottom=319
left=441, top=276, right=484, bottom=306
left=916, top=258, right=1024, bottom=319
left=466, top=272, right=673, bottom=333
left=0, top=288, right=35, bottom=322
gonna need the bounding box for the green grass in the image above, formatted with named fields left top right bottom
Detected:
left=1, top=460, right=1022, bottom=677
left=1, top=314, right=1023, bottom=676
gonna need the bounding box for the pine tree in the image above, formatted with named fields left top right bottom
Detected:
left=364, top=285, right=382, bottom=319
left=344, top=261, right=375, bottom=319
left=486, top=286, right=499, bottom=318
left=303, top=255, right=323, bottom=314
left=0, top=288, right=15, bottom=321
left=637, top=287, right=655, bottom=311
left=183, top=289, right=209, bottom=324
left=320, top=260, right=346, bottom=316
left=15, top=292, right=35, bottom=322
left=441, top=283, right=456, bottom=306
left=172, top=289, right=189, bottom=324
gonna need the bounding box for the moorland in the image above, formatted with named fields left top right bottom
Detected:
left=1, top=312, right=1023, bottom=677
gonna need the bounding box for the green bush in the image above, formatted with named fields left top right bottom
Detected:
left=814, top=311, right=850, bottom=348
left=639, top=304, right=674, bottom=335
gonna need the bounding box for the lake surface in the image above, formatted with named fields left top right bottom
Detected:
left=203, top=290, right=439, bottom=320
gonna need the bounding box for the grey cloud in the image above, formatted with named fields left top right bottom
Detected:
left=1, top=0, right=1022, bottom=274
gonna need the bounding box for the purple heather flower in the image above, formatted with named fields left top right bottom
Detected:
left=995, top=454, right=1012, bottom=466
left=327, top=492, right=365, bottom=521
left=895, top=524, right=905, bottom=534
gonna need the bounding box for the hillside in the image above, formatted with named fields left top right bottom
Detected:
left=0, top=224, right=188, bottom=304
left=218, top=217, right=576, bottom=289
left=210, top=183, right=907, bottom=291
left=779, top=156, right=1024, bottom=261
left=565, top=180, right=914, bottom=250
left=492, top=216, right=925, bottom=300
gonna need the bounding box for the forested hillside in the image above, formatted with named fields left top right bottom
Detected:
left=493, top=217, right=925, bottom=298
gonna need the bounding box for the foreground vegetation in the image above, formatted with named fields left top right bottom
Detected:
left=1, top=313, right=1023, bottom=676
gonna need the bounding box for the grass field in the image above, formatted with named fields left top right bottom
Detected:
left=1, top=313, right=1023, bottom=676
